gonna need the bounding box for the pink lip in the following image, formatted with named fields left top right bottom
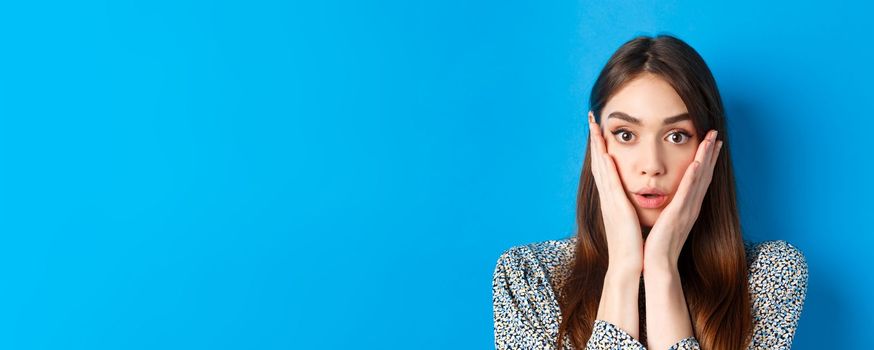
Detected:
left=633, top=193, right=668, bottom=209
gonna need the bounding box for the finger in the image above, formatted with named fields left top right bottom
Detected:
left=709, top=140, right=723, bottom=171
left=690, top=137, right=722, bottom=206
left=588, top=115, right=607, bottom=192
left=587, top=112, right=597, bottom=155
left=590, top=114, right=625, bottom=197
left=592, top=121, right=615, bottom=189
left=587, top=112, right=626, bottom=205
left=675, top=132, right=711, bottom=200
left=701, top=135, right=722, bottom=183
left=601, top=152, right=628, bottom=200
left=588, top=114, right=600, bottom=170
left=673, top=158, right=699, bottom=203
left=589, top=112, right=607, bottom=156
left=686, top=130, right=716, bottom=193
left=698, top=140, right=722, bottom=191
left=694, top=130, right=717, bottom=166
left=668, top=131, right=719, bottom=214
left=588, top=113, right=609, bottom=183
left=694, top=139, right=722, bottom=201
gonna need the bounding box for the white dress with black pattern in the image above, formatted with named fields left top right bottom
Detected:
left=492, top=237, right=808, bottom=349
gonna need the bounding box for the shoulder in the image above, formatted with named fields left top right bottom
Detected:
left=492, top=238, right=576, bottom=345
left=744, top=239, right=808, bottom=276
left=742, top=241, right=809, bottom=346
left=744, top=239, right=809, bottom=298
left=494, top=237, right=575, bottom=275
left=493, top=237, right=576, bottom=294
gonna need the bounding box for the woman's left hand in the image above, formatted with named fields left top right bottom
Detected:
left=643, top=129, right=723, bottom=271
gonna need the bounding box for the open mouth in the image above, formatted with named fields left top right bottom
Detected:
left=633, top=193, right=668, bottom=209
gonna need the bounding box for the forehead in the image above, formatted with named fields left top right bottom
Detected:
left=602, top=73, right=688, bottom=124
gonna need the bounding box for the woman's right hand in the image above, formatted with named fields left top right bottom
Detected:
left=588, top=111, right=644, bottom=274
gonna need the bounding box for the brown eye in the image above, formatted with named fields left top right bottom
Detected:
left=611, top=129, right=635, bottom=143
left=666, top=131, right=691, bottom=145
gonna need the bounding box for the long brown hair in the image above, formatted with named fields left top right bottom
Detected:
left=556, top=35, right=752, bottom=349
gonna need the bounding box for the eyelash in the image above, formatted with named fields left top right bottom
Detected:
left=609, top=128, right=694, bottom=145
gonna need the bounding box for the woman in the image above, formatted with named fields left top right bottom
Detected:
left=492, top=35, right=808, bottom=350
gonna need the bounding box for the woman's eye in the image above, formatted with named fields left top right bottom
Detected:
left=609, top=129, right=692, bottom=144
left=666, top=131, right=691, bottom=144
left=611, top=129, right=635, bottom=143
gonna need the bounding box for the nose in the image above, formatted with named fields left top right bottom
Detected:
left=638, top=142, right=666, bottom=176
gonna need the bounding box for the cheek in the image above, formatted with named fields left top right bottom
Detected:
left=607, top=148, right=635, bottom=188
left=667, top=149, right=698, bottom=190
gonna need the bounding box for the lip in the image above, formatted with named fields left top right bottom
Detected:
left=635, top=187, right=666, bottom=196
left=633, top=187, right=669, bottom=209
left=633, top=193, right=668, bottom=209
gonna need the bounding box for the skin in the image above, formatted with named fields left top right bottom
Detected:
left=588, top=73, right=723, bottom=348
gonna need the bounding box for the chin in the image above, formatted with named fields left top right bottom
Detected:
left=636, top=208, right=662, bottom=228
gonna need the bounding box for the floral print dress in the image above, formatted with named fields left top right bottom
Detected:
left=492, top=237, right=808, bottom=349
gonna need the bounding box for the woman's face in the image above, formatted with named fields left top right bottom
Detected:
left=592, top=73, right=701, bottom=228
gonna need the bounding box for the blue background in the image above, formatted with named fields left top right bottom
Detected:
left=0, top=0, right=868, bottom=348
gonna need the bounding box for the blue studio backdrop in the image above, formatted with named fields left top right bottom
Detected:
left=0, top=0, right=869, bottom=349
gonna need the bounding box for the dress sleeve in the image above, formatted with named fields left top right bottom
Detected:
left=492, top=245, right=566, bottom=349
left=585, top=320, right=645, bottom=349
left=666, top=336, right=700, bottom=350
left=586, top=320, right=700, bottom=350
left=747, top=241, right=809, bottom=349
left=492, top=244, right=705, bottom=350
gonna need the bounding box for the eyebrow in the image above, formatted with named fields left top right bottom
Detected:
left=606, top=111, right=691, bottom=126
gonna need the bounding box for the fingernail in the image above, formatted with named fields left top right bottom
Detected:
left=713, top=130, right=718, bottom=139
